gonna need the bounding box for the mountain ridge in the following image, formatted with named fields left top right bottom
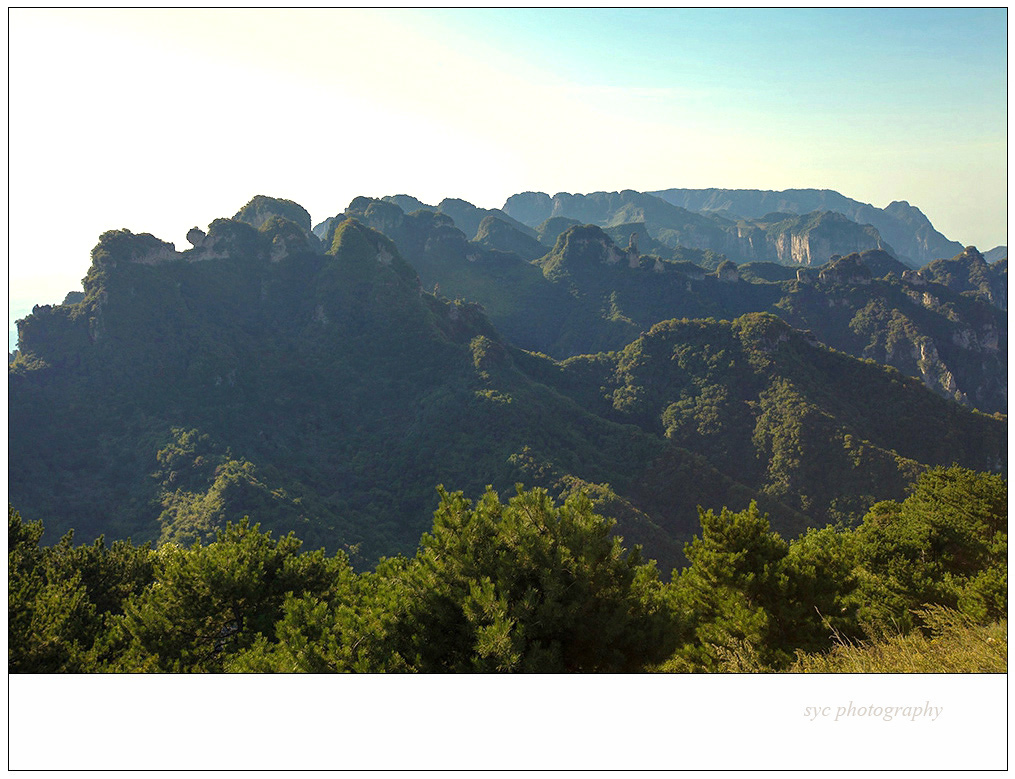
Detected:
left=9, top=195, right=1006, bottom=575
left=325, top=195, right=1005, bottom=413
left=647, top=187, right=966, bottom=265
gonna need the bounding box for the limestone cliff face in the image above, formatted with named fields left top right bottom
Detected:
left=734, top=224, right=766, bottom=260
left=318, top=198, right=1008, bottom=416
left=715, top=260, right=740, bottom=282
left=504, top=190, right=898, bottom=268
left=649, top=187, right=963, bottom=265
left=772, top=232, right=813, bottom=264
left=764, top=212, right=892, bottom=266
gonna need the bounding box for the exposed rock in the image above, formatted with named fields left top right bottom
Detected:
left=649, top=187, right=962, bottom=266
left=183, top=218, right=262, bottom=263
left=627, top=232, right=639, bottom=256
left=796, top=268, right=818, bottom=284
left=767, top=212, right=892, bottom=267
left=186, top=227, right=207, bottom=247
left=312, top=217, right=334, bottom=241
left=507, top=191, right=899, bottom=268
left=716, top=260, right=739, bottom=282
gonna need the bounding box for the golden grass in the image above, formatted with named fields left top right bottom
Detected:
left=789, top=606, right=1007, bottom=673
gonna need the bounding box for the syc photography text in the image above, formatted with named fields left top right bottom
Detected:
left=805, top=701, right=943, bottom=722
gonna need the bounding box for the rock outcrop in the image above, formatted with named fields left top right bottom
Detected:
left=504, top=190, right=896, bottom=267
left=917, top=246, right=1007, bottom=310
left=649, top=187, right=963, bottom=266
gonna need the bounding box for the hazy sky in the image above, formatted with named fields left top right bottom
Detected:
left=7, top=8, right=1008, bottom=341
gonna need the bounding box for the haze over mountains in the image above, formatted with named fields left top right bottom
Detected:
left=647, top=188, right=968, bottom=267
left=9, top=188, right=1006, bottom=574
left=337, top=189, right=1007, bottom=413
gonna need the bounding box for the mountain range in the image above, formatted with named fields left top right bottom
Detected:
left=646, top=187, right=969, bottom=266
left=339, top=194, right=1006, bottom=413
left=9, top=192, right=1006, bottom=573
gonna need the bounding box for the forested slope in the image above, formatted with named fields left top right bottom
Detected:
left=8, top=193, right=1007, bottom=675
left=10, top=196, right=1006, bottom=572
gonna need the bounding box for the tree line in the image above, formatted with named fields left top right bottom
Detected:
left=9, top=465, right=1006, bottom=672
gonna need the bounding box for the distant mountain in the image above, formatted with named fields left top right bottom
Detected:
left=429, top=198, right=537, bottom=242
left=648, top=187, right=965, bottom=266
left=10, top=196, right=1005, bottom=576
left=312, top=195, right=537, bottom=247
left=599, top=221, right=729, bottom=269
left=385, top=194, right=434, bottom=214
left=360, top=200, right=1005, bottom=412
left=983, top=245, right=1007, bottom=264
left=340, top=196, right=572, bottom=354
left=503, top=190, right=896, bottom=266
left=733, top=210, right=894, bottom=266
left=474, top=215, right=548, bottom=261
left=535, top=216, right=582, bottom=247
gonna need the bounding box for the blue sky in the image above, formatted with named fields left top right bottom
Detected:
left=7, top=8, right=1008, bottom=349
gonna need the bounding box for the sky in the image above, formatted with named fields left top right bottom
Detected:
left=7, top=8, right=1008, bottom=348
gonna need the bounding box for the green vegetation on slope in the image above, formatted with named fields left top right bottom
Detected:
left=10, top=197, right=1006, bottom=579
left=373, top=206, right=1005, bottom=412
left=10, top=466, right=1006, bottom=673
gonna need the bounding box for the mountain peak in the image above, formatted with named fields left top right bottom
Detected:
left=551, top=224, right=626, bottom=264
left=327, top=217, right=418, bottom=284
left=959, top=245, right=986, bottom=263
left=233, top=195, right=312, bottom=233
left=89, top=229, right=180, bottom=268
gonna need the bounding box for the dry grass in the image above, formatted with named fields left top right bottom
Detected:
left=789, top=606, right=1007, bottom=673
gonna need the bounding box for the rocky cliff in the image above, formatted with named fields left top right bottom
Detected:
left=649, top=187, right=964, bottom=266
left=503, top=190, right=896, bottom=267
